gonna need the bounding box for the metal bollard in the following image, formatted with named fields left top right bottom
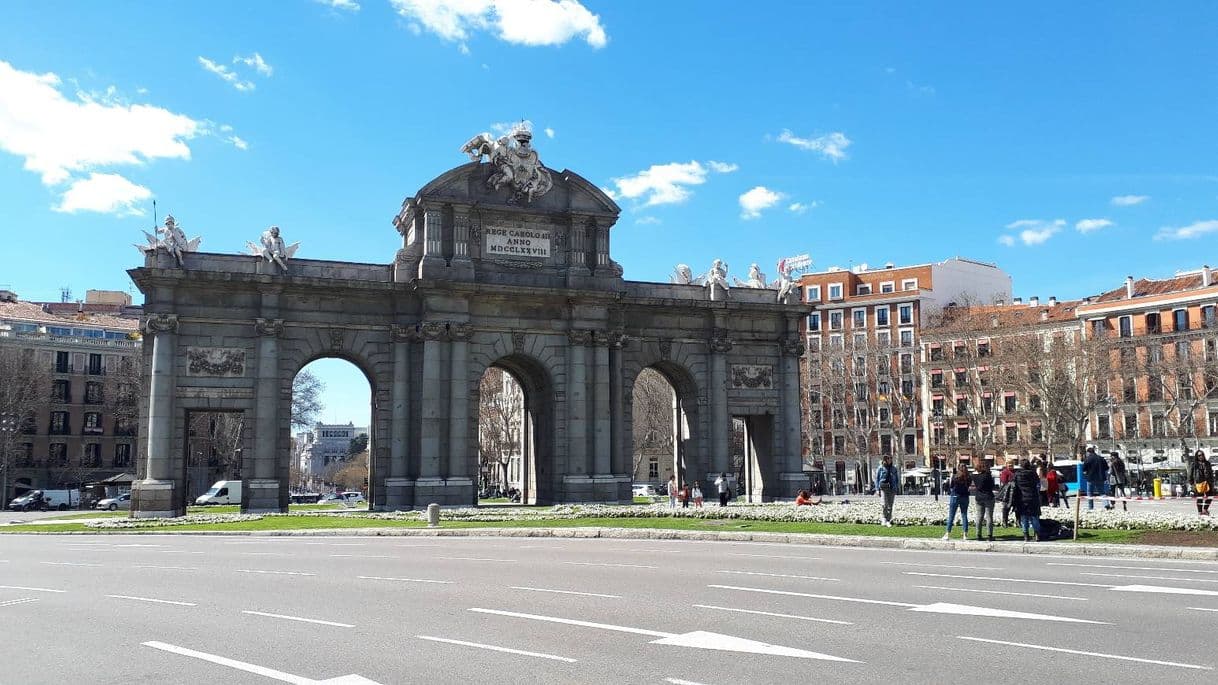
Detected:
left=427, top=503, right=440, bottom=527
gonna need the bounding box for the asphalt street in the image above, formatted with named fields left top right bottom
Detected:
left=2, top=533, right=1217, bottom=684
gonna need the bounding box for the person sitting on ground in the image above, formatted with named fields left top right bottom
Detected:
left=794, top=490, right=821, bottom=506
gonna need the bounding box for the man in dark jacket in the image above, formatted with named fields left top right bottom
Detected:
left=875, top=455, right=900, bottom=527
left=1188, top=450, right=1214, bottom=516
left=1082, top=446, right=1108, bottom=510
left=1013, top=458, right=1042, bottom=542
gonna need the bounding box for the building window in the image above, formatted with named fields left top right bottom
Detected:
left=1029, top=395, right=1042, bottom=410
left=876, top=307, right=889, bottom=327
left=957, top=425, right=970, bottom=443
left=929, top=346, right=943, bottom=361
left=901, top=278, right=918, bottom=291
left=977, top=341, right=990, bottom=357
left=808, top=313, right=821, bottom=332
left=807, top=336, right=821, bottom=352
left=83, top=443, right=101, bottom=467
left=879, top=407, right=891, bottom=427
left=853, top=309, right=866, bottom=328
left=880, top=434, right=892, bottom=455
left=50, top=411, right=70, bottom=435
left=806, top=285, right=820, bottom=302
left=1125, top=413, right=1138, bottom=436
left=1119, top=316, right=1132, bottom=338
left=1146, top=312, right=1161, bottom=334
left=880, top=281, right=895, bottom=294
left=51, top=380, right=71, bottom=403
left=1090, top=319, right=1106, bottom=338
left=1031, top=424, right=1043, bottom=442
left=88, top=353, right=103, bottom=375
left=1096, top=414, right=1111, bottom=439
left=829, top=334, right=843, bottom=349
left=956, top=397, right=968, bottom=414
left=829, top=311, right=843, bottom=330
left=931, top=371, right=943, bottom=388
left=1005, top=425, right=1019, bottom=444
left=1173, top=309, right=1190, bottom=331
left=898, top=304, right=913, bottom=325
left=1123, top=379, right=1136, bottom=402
left=853, top=333, right=867, bottom=348
left=901, top=379, right=914, bottom=397
left=903, top=434, right=916, bottom=454
left=981, top=396, right=994, bottom=414
left=17, top=443, right=34, bottom=467
left=1203, top=305, right=1217, bottom=329
left=876, top=330, right=891, bottom=347
left=832, top=436, right=846, bottom=456
left=648, top=458, right=659, bottom=480
left=85, top=381, right=104, bottom=404
left=1152, top=414, right=1167, bottom=437
left=1004, top=395, right=1017, bottom=413
left=857, top=284, right=872, bottom=295
left=49, top=443, right=68, bottom=466
left=114, top=443, right=133, bottom=468
left=1209, top=412, right=1218, bottom=437
left=828, top=283, right=843, bottom=300
left=83, top=412, right=102, bottom=435
left=954, top=370, right=967, bottom=387
left=900, top=329, right=913, bottom=347
left=55, top=351, right=71, bottom=373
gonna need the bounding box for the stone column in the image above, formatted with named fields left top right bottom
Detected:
left=447, top=323, right=472, bottom=491
left=417, top=322, right=446, bottom=481
left=566, top=331, right=590, bottom=481
left=592, top=332, right=611, bottom=476
left=709, top=332, right=733, bottom=477
left=608, top=331, right=626, bottom=476
left=249, top=316, right=283, bottom=512
left=418, top=205, right=445, bottom=279
left=386, top=325, right=413, bottom=508
left=134, top=313, right=178, bottom=517
left=779, top=332, right=806, bottom=498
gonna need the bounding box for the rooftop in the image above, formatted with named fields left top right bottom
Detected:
left=0, top=298, right=140, bottom=332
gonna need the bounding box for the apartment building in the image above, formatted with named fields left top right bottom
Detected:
left=0, top=289, right=142, bottom=501
left=300, top=422, right=368, bottom=481
left=799, top=258, right=1011, bottom=488
left=1078, top=267, right=1218, bottom=466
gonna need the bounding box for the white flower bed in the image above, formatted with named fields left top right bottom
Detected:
left=85, top=514, right=263, bottom=529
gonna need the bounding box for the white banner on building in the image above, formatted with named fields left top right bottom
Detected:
left=485, top=227, right=551, bottom=259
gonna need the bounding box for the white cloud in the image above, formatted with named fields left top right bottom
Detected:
left=544, top=127, right=555, bottom=138
left=227, top=135, right=249, bottom=150
left=390, top=0, right=608, bottom=49
left=788, top=201, right=819, bottom=214
left=1075, top=218, right=1113, bottom=233
left=0, top=60, right=201, bottom=193
left=609, top=160, right=735, bottom=207
left=776, top=129, right=852, bottom=162
left=198, top=56, right=255, bottom=92
left=54, top=172, right=152, bottom=216
left=1155, top=220, right=1218, bottom=241
left=316, top=0, right=360, bottom=10
left=739, top=186, right=784, bottom=220
left=1001, top=219, right=1065, bottom=246
left=634, top=216, right=661, bottom=225
left=234, top=53, right=273, bottom=77
left=1111, top=194, right=1149, bottom=206
left=706, top=160, right=738, bottom=173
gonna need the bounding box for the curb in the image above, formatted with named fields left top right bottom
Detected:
left=10, top=525, right=1218, bottom=561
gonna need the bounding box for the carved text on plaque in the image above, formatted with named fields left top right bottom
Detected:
left=485, top=227, right=550, bottom=259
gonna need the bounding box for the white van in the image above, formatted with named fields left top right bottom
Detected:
left=195, top=480, right=242, bottom=506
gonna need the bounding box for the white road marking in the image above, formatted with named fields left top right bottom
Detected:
left=707, top=584, right=918, bottom=607
left=40, top=561, right=102, bottom=567
left=1082, top=572, right=1218, bottom=583
left=624, top=548, right=682, bottom=553
left=142, top=641, right=384, bottom=684
left=243, top=611, right=354, bottom=628
left=469, top=608, right=672, bottom=637
left=106, top=594, right=197, bottom=607
left=562, top=561, right=658, bottom=569
left=357, top=575, right=453, bottom=584
left=416, top=636, right=576, bottom=663
left=727, top=553, right=821, bottom=560
left=881, top=562, right=1001, bottom=571
left=329, top=554, right=393, bottom=559
left=957, top=636, right=1212, bottom=671
left=1050, top=562, right=1218, bottom=574
left=1189, top=607, right=1218, bottom=613
left=133, top=565, right=197, bottom=571
left=1111, top=585, right=1218, bottom=596
left=914, top=585, right=1086, bottom=601
left=694, top=604, right=853, bottom=625
left=470, top=608, right=859, bottom=661
left=0, top=598, right=38, bottom=608
left=241, top=552, right=288, bottom=556
left=235, top=569, right=316, bottom=576
left=666, top=679, right=710, bottom=685
left=156, top=550, right=205, bottom=555
left=901, top=572, right=1112, bottom=588
left=509, top=586, right=621, bottom=598
left=436, top=556, right=516, bottom=562
left=717, top=570, right=838, bottom=582
left=0, top=585, right=66, bottom=593
left=911, top=602, right=1104, bottom=624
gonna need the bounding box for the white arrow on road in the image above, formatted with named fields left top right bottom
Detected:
left=468, top=608, right=858, bottom=662
left=142, top=641, right=383, bottom=684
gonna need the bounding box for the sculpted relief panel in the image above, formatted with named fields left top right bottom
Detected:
left=730, top=364, right=773, bottom=390
left=185, top=347, right=246, bottom=377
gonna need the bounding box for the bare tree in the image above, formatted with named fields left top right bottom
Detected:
left=1146, top=336, right=1218, bottom=453
left=327, top=450, right=368, bottom=492
left=632, top=368, right=674, bottom=481
left=0, top=347, right=51, bottom=500
left=478, top=368, right=523, bottom=492
left=291, top=369, right=324, bottom=430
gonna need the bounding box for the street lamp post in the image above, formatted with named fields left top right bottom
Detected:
left=0, top=412, right=15, bottom=506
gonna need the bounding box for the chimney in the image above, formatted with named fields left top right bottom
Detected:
left=1125, top=276, right=1134, bottom=298
left=1204, top=266, right=1212, bottom=288
left=1013, top=297, right=1023, bottom=305
left=1041, top=310, right=1049, bottom=321
left=1048, top=296, right=1057, bottom=306
left=1028, top=296, right=1039, bottom=307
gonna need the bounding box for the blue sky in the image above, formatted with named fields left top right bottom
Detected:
left=1, top=1, right=1215, bottom=424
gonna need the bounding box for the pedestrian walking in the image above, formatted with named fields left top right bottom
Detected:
left=667, top=475, right=678, bottom=509
left=1013, top=458, right=1042, bottom=542
left=692, top=481, right=704, bottom=508
left=970, top=462, right=996, bottom=541
left=715, top=472, right=730, bottom=507
left=998, top=461, right=1016, bottom=526
left=1082, top=445, right=1108, bottom=511
left=1188, top=450, right=1214, bottom=516
left=1037, top=463, right=1049, bottom=507
left=1045, top=467, right=1061, bottom=508
left=680, top=482, right=691, bottom=508
left=942, top=464, right=971, bottom=540
left=1108, top=452, right=1129, bottom=511
left=875, top=455, right=899, bottom=527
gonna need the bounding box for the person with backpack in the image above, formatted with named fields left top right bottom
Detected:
left=941, top=464, right=971, bottom=540
left=1188, top=450, right=1214, bottom=516
left=1108, top=452, right=1129, bottom=511
left=1082, top=446, right=1108, bottom=510
left=970, top=462, right=996, bottom=542
left=1013, top=458, right=1042, bottom=542
left=875, top=455, right=900, bottom=527
left=998, top=461, right=1016, bottom=526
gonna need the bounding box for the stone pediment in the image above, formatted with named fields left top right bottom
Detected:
left=405, top=162, right=619, bottom=220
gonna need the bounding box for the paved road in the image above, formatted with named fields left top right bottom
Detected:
left=1, top=534, right=1216, bottom=684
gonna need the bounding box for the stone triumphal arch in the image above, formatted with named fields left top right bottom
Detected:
left=129, top=126, right=811, bottom=515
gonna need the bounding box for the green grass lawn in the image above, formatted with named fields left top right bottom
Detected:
left=5, top=514, right=1150, bottom=543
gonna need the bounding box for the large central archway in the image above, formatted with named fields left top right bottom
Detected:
left=473, top=353, right=553, bottom=504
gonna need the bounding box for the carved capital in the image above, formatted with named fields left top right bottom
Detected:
left=448, top=322, right=472, bottom=342
left=140, top=313, right=178, bottom=335
left=709, top=333, right=734, bottom=354
left=391, top=324, right=418, bottom=343
left=591, top=331, right=611, bottom=347
left=780, top=335, right=805, bottom=357
left=607, top=330, right=627, bottom=348
left=420, top=321, right=446, bottom=341
left=568, top=330, right=592, bottom=346
left=254, top=318, right=284, bottom=337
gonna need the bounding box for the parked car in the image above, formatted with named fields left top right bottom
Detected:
left=632, top=484, right=659, bottom=498
left=7, top=489, right=79, bottom=511
left=289, top=492, right=321, bottom=504
left=95, top=492, right=131, bottom=511
left=340, top=491, right=366, bottom=505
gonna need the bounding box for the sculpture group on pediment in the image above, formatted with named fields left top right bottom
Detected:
left=461, top=122, right=553, bottom=205
left=247, top=225, right=300, bottom=272
left=136, top=214, right=201, bottom=268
